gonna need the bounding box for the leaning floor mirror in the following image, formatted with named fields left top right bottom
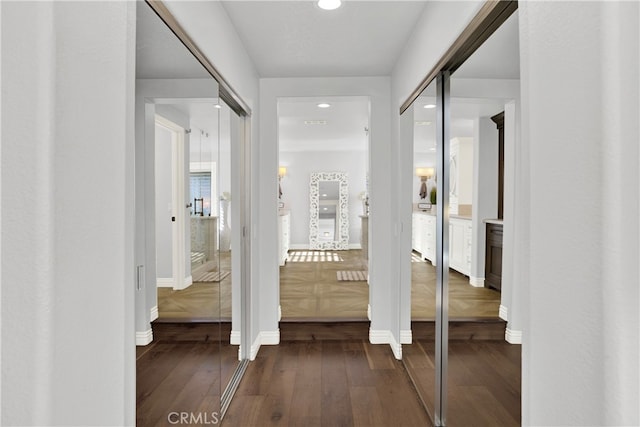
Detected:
left=309, top=172, right=349, bottom=250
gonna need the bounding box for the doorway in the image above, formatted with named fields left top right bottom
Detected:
left=277, top=96, right=371, bottom=320
left=154, top=116, right=189, bottom=291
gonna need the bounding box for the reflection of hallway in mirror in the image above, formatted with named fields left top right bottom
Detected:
left=157, top=251, right=232, bottom=319
left=411, top=251, right=501, bottom=319
left=280, top=250, right=368, bottom=320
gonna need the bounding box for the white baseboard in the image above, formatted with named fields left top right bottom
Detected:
left=156, top=278, right=173, bottom=288
left=505, top=327, right=522, bottom=344
left=400, top=330, right=412, bottom=344
left=369, top=330, right=402, bottom=359
left=249, top=330, right=280, bottom=361
left=150, top=305, right=159, bottom=322
left=136, top=329, right=153, bottom=346
left=499, top=305, right=509, bottom=321
left=289, top=244, right=362, bottom=250
left=367, top=304, right=371, bottom=321
left=470, top=276, right=485, bottom=287
left=290, top=244, right=309, bottom=250
left=173, top=275, right=192, bottom=291
left=369, top=329, right=389, bottom=344
left=230, top=330, right=241, bottom=345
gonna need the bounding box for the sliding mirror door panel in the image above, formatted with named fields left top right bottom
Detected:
left=445, top=10, right=521, bottom=426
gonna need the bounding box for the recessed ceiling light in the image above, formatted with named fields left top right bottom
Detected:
left=323, top=207, right=328, bottom=211
left=214, top=104, right=222, bottom=109
left=317, top=0, right=341, bottom=11
left=322, top=193, right=328, bottom=197
left=429, top=148, right=436, bottom=152
left=304, top=120, right=327, bottom=125
left=317, top=103, right=331, bottom=108
left=424, top=104, right=436, bottom=109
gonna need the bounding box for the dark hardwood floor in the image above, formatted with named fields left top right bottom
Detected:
left=137, top=323, right=521, bottom=427
left=403, top=339, right=521, bottom=426
left=222, top=340, right=432, bottom=427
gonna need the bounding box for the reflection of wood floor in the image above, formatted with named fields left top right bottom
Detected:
left=403, top=339, right=521, bottom=426
left=156, top=249, right=501, bottom=321
left=281, top=249, right=500, bottom=320
left=157, top=252, right=232, bottom=320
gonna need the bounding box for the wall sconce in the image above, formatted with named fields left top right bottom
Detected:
left=416, top=167, right=435, bottom=200
left=278, top=166, right=287, bottom=200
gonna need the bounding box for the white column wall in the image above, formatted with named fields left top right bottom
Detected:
left=470, top=118, right=498, bottom=284
left=519, top=2, right=639, bottom=425
left=1, top=2, right=136, bottom=425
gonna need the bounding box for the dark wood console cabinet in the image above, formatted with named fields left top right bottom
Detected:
left=485, top=223, right=503, bottom=291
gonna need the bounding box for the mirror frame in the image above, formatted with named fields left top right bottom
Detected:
left=309, top=172, right=349, bottom=250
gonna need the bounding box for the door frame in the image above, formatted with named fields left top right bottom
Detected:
left=155, top=114, right=189, bottom=291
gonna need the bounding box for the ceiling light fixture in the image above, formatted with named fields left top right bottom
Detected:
left=317, top=0, right=342, bottom=11
left=317, top=103, right=331, bottom=108
left=424, top=104, right=436, bottom=109
left=214, top=104, right=222, bottom=109
left=304, top=120, right=327, bottom=125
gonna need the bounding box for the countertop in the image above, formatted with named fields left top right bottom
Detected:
left=484, top=218, right=504, bottom=225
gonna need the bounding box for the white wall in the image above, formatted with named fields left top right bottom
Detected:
left=155, top=125, right=174, bottom=279
left=279, top=150, right=367, bottom=247
left=1, top=2, right=136, bottom=425
left=520, top=2, right=639, bottom=425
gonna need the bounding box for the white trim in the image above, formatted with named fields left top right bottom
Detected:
left=173, top=275, right=192, bottom=291
left=400, top=329, right=412, bottom=344
left=278, top=304, right=282, bottom=321
left=136, top=329, right=153, bottom=346
left=505, top=327, right=522, bottom=344
left=367, top=304, right=371, bottom=321
left=348, top=243, right=362, bottom=250
left=469, top=276, right=485, bottom=287
left=150, top=306, right=159, bottom=322
left=249, top=330, right=280, bottom=361
left=389, top=334, right=402, bottom=360
left=369, top=330, right=402, bottom=359
left=230, top=330, right=241, bottom=345
left=369, top=329, right=390, bottom=344
left=499, top=304, right=509, bottom=321
left=156, top=278, right=173, bottom=287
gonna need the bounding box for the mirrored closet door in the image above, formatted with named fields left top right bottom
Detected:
left=400, top=2, right=521, bottom=426
left=135, top=1, right=250, bottom=423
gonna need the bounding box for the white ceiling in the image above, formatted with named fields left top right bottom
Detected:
left=220, top=0, right=429, bottom=77
left=136, top=3, right=211, bottom=79
left=136, top=1, right=520, bottom=154
left=278, top=96, right=369, bottom=151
